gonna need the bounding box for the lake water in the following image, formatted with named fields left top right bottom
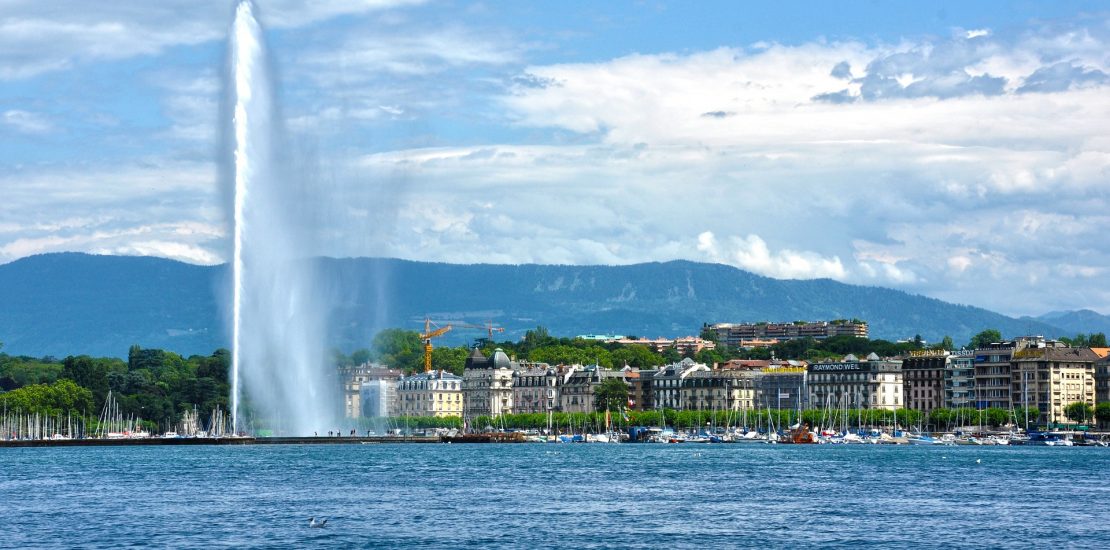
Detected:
left=1, top=443, right=1108, bottom=548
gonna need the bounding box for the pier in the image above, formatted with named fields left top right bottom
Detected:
left=0, top=436, right=441, bottom=448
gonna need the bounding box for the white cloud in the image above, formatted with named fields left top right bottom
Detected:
left=2, top=110, right=53, bottom=134
left=0, top=0, right=424, bottom=80
left=697, top=231, right=847, bottom=280
left=0, top=159, right=222, bottom=264
left=4, top=8, right=1110, bottom=318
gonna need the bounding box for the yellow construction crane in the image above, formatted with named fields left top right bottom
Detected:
left=418, top=318, right=506, bottom=372
left=420, top=319, right=452, bottom=373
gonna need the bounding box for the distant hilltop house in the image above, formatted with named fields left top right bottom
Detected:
left=704, top=319, right=868, bottom=348
left=576, top=334, right=716, bottom=355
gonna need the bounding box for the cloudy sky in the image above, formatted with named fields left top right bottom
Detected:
left=2, top=1, right=1109, bottom=317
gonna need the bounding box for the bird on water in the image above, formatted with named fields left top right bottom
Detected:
left=309, top=517, right=328, bottom=528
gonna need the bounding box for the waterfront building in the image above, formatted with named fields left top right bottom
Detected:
left=974, top=336, right=1067, bottom=410
left=944, top=352, right=976, bottom=409
left=652, top=358, right=710, bottom=410
left=1095, top=349, right=1110, bottom=429
left=807, top=353, right=903, bottom=411
left=680, top=369, right=757, bottom=412
left=973, top=341, right=1017, bottom=410
left=395, top=370, right=463, bottom=418
left=559, top=365, right=627, bottom=414
left=753, top=366, right=808, bottom=411
left=902, top=350, right=947, bottom=415
left=705, top=320, right=868, bottom=348
left=512, top=364, right=560, bottom=414
left=628, top=368, right=656, bottom=411
left=1010, top=346, right=1098, bottom=427
left=462, top=347, right=515, bottom=418
left=338, top=363, right=401, bottom=418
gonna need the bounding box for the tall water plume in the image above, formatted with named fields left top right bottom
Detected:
left=227, top=0, right=334, bottom=435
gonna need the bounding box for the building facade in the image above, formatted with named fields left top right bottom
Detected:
left=705, top=320, right=868, bottom=347
left=753, top=367, right=808, bottom=411
left=973, top=342, right=1017, bottom=410
left=944, top=352, right=976, bottom=409
left=627, top=368, right=655, bottom=411
left=652, top=358, right=710, bottom=410
left=559, top=365, right=627, bottom=414
left=680, top=369, right=757, bottom=412
left=462, top=347, right=515, bottom=419
left=395, top=370, right=463, bottom=418
left=338, top=363, right=401, bottom=418
left=807, top=354, right=903, bottom=411
left=582, top=336, right=716, bottom=355
left=512, top=365, right=560, bottom=414
left=1010, top=346, right=1098, bottom=426
left=901, top=351, right=947, bottom=415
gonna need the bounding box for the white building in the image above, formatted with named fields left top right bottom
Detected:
left=396, top=370, right=464, bottom=418
left=462, top=347, right=515, bottom=419
left=339, top=363, right=401, bottom=418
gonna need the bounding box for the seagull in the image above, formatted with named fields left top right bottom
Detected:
left=309, top=517, right=328, bottom=528
left=975, top=459, right=981, bottom=464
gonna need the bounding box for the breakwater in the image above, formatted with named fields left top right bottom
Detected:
left=0, top=435, right=440, bottom=448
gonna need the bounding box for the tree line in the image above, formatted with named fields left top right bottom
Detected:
left=331, top=325, right=1109, bottom=377
left=0, top=344, right=230, bottom=431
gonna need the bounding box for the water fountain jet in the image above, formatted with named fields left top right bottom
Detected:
left=227, top=0, right=335, bottom=435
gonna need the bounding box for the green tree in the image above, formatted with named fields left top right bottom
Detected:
left=928, top=408, right=954, bottom=430
left=938, top=336, right=955, bottom=351
left=609, top=345, right=663, bottom=369
left=350, top=348, right=372, bottom=366
left=699, top=326, right=718, bottom=343
left=1095, top=402, right=1110, bottom=428
left=1012, top=406, right=1040, bottom=429
left=0, top=379, right=93, bottom=415
left=431, top=346, right=469, bottom=376
left=1090, top=333, right=1108, bottom=347
left=371, top=329, right=424, bottom=372
left=694, top=347, right=725, bottom=367
left=968, top=329, right=1003, bottom=350
left=593, top=378, right=629, bottom=412
left=520, top=326, right=555, bottom=355
left=662, top=346, right=682, bottom=364
left=1064, top=402, right=1094, bottom=424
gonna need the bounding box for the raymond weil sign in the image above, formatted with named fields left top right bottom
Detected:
left=809, top=362, right=864, bottom=372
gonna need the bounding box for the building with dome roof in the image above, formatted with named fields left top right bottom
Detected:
left=462, top=347, right=516, bottom=419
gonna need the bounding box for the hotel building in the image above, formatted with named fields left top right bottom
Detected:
left=807, top=353, right=903, bottom=411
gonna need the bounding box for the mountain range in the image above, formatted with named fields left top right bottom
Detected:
left=0, top=252, right=1097, bottom=359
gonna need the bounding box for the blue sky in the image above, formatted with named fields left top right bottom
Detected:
left=2, top=0, right=1110, bottom=317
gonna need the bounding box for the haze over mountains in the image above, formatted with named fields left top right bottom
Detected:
left=0, top=253, right=1092, bottom=359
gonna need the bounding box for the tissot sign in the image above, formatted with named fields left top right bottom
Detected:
left=809, top=363, right=864, bottom=372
